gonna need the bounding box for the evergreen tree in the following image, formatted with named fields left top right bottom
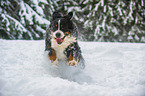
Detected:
left=1, top=0, right=22, bottom=39
left=127, top=0, right=145, bottom=42
left=0, top=0, right=145, bottom=43
left=0, top=0, right=50, bottom=40
left=58, top=0, right=145, bottom=42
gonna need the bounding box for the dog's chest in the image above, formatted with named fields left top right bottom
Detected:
left=51, top=38, right=68, bottom=60
left=51, top=36, right=76, bottom=60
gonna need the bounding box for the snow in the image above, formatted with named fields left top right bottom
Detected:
left=36, top=25, right=46, bottom=34
left=128, top=1, right=134, bottom=21
left=83, top=0, right=89, bottom=4
left=117, top=5, right=122, bottom=16
left=100, top=0, right=104, bottom=6
left=108, top=6, right=113, bottom=16
left=1, top=14, right=32, bottom=39
left=20, top=1, right=50, bottom=25
left=94, top=3, right=100, bottom=11
left=31, top=0, right=44, bottom=16
left=0, top=40, right=145, bottom=96
left=5, top=14, right=32, bottom=39
left=104, top=5, right=106, bottom=12
left=141, top=0, right=144, bottom=6
left=1, top=14, right=10, bottom=32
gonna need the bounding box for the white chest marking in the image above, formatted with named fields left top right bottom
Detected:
left=51, top=36, right=76, bottom=61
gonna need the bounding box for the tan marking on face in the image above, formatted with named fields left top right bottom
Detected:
left=65, top=32, right=70, bottom=35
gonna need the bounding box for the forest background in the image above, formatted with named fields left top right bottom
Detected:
left=1, top=0, right=145, bottom=43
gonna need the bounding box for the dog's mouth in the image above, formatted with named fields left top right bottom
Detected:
left=55, top=35, right=67, bottom=44
left=56, top=38, right=63, bottom=44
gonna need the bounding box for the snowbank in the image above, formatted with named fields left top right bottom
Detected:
left=0, top=40, right=145, bottom=96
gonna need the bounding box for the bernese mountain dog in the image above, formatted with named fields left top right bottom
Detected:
left=45, top=12, right=85, bottom=69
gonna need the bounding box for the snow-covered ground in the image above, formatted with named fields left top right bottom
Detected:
left=0, top=40, right=145, bottom=96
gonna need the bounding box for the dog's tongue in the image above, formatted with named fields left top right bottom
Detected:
left=56, top=38, right=63, bottom=44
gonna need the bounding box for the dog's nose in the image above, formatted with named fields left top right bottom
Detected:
left=56, top=32, right=61, bottom=38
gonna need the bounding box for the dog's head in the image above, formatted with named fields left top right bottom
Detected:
left=50, top=12, right=77, bottom=45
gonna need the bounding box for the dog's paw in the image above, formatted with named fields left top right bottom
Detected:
left=68, top=60, right=78, bottom=67
left=51, top=59, right=59, bottom=66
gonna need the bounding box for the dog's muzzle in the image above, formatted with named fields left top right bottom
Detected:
left=53, top=30, right=66, bottom=44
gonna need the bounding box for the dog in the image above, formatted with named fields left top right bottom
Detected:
left=45, top=12, right=85, bottom=69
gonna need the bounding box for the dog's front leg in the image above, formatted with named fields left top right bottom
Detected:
left=68, top=54, right=79, bottom=67
left=66, top=43, right=81, bottom=67
left=48, top=49, right=58, bottom=66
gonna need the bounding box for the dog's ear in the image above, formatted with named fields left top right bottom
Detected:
left=68, top=12, right=73, bottom=20
left=63, top=12, right=73, bottom=20
left=52, top=12, right=62, bottom=20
